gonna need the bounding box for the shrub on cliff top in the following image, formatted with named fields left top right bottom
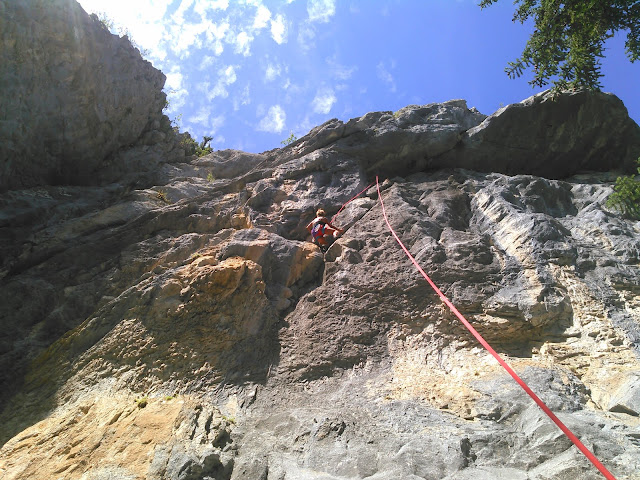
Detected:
left=607, top=157, right=640, bottom=219
left=178, top=133, right=213, bottom=157
left=281, top=131, right=298, bottom=146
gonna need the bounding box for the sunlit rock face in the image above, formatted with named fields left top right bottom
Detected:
left=1, top=3, right=640, bottom=477
left=0, top=0, right=179, bottom=191
left=297, top=90, right=640, bottom=180
left=439, top=90, right=640, bottom=178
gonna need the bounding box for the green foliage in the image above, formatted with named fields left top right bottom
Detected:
left=480, top=0, right=640, bottom=91
left=135, top=397, right=148, bottom=409
left=179, top=134, right=196, bottom=152
left=172, top=113, right=183, bottom=133
left=607, top=157, right=640, bottom=219
left=197, top=136, right=214, bottom=157
left=281, top=131, right=298, bottom=146
left=207, top=171, right=215, bottom=182
left=178, top=133, right=213, bottom=157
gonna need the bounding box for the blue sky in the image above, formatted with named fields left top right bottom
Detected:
left=77, top=0, right=640, bottom=153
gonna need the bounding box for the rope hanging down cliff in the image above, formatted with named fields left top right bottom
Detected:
left=374, top=176, right=617, bottom=480
left=330, top=181, right=375, bottom=224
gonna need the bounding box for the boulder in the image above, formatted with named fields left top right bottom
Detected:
left=439, top=90, right=640, bottom=178
left=608, top=373, right=640, bottom=416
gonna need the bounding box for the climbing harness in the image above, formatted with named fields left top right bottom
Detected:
left=375, top=176, right=617, bottom=480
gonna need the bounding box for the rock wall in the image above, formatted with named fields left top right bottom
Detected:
left=1, top=3, right=640, bottom=476
left=0, top=0, right=175, bottom=191
left=300, top=90, right=640, bottom=181
left=1, top=93, right=639, bottom=479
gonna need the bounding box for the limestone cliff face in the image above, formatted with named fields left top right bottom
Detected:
left=2, top=3, right=640, bottom=478
left=1, top=90, right=640, bottom=479
left=0, top=0, right=181, bottom=191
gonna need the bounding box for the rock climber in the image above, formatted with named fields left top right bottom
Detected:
left=306, top=208, right=343, bottom=249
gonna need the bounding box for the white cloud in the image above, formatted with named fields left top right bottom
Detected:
left=212, top=0, right=229, bottom=9
left=78, top=0, right=171, bottom=55
left=171, top=0, right=195, bottom=26
left=194, top=0, right=228, bottom=16
left=209, top=114, right=225, bottom=131
left=283, top=81, right=305, bottom=105
left=166, top=4, right=231, bottom=57
left=233, top=84, right=251, bottom=111
left=270, top=14, right=287, bottom=44
left=258, top=105, right=286, bottom=133
left=199, top=65, right=238, bottom=100
left=265, top=63, right=281, bottom=82
left=327, top=56, right=357, bottom=80
left=166, top=88, right=188, bottom=115
left=253, top=4, right=272, bottom=30
left=298, top=114, right=317, bottom=135
left=164, top=67, right=188, bottom=114
left=307, top=0, right=336, bottom=23
left=150, top=48, right=168, bottom=63
left=205, top=21, right=229, bottom=56
left=377, top=61, right=397, bottom=93
left=199, top=55, right=216, bottom=70
left=165, top=68, right=184, bottom=91
left=172, top=21, right=209, bottom=56
left=223, top=65, right=237, bottom=80
left=298, top=22, right=316, bottom=51
left=311, top=87, right=337, bottom=114
left=188, top=107, right=211, bottom=125
left=234, top=31, right=254, bottom=56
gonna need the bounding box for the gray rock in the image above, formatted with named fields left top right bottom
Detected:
left=218, top=228, right=324, bottom=303
left=334, top=100, right=487, bottom=178
left=283, top=90, right=640, bottom=182
left=81, top=467, right=139, bottom=480
left=1, top=37, right=640, bottom=478
left=193, top=150, right=268, bottom=180
left=439, top=90, right=640, bottom=178
left=608, top=374, right=640, bottom=416
left=443, top=466, right=529, bottom=480
left=0, top=0, right=170, bottom=191
left=146, top=401, right=235, bottom=480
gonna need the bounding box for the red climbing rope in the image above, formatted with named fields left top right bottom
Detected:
left=375, top=176, right=617, bottom=480
left=331, top=181, right=375, bottom=223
